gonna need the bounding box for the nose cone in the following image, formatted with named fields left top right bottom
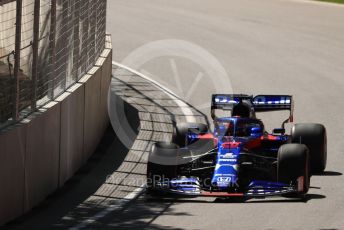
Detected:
left=211, top=140, right=241, bottom=189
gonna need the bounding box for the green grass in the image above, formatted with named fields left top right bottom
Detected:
left=316, top=0, right=344, bottom=4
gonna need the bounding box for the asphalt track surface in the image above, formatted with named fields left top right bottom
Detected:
left=106, top=1, right=344, bottom=229
left=4, top=0, right=344, bottom=230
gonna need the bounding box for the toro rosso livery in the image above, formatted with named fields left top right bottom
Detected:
left=146, top=94, right=327, bottom=198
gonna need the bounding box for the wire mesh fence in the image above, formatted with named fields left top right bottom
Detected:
left=0, top=0, right=107, bottom=129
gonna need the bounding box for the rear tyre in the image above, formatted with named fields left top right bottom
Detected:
left=278, top=144, right=310, bottom=195
left=173, top=122, right=209, bottom=147
left=291, top=123, right=327, bottom=173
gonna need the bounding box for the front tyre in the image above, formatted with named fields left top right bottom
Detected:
left=278, top=144, right=310, bottom=195
left=147, top=142, right=179, bottom=193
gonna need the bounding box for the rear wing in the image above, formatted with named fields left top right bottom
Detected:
left=211, top=94, right=294, bottom=125
left=253, top=95, right=293, bottom=112
left=211, top=94, right=252, bottom=110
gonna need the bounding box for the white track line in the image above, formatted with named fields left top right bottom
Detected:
left=70, top=185, right=145, bottom=230
left=112, top=61, right=197, bottom=123
left=288, top=0, right=344, bottom=7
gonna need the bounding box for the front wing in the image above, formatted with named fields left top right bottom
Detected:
left=151, top=179, right=298, bottom=198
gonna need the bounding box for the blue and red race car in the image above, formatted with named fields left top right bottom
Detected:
left=146, top=94, right=327, bottom=199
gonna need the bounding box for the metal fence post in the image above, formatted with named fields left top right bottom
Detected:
left=89, top=0, right=96, bottom=64
left=49, top=0, right=57, bottom=99
left=81, top=0, right=89, bottom=73
left=60, top=0, right=69, bottom=90
left=13, top=0, right=23, bottom=121
left=72, top=0, right=80, bottom=81
left=31, top=0, right=41, bottom=111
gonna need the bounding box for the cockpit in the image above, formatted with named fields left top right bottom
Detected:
left=214, top=118, right=264, bottom=138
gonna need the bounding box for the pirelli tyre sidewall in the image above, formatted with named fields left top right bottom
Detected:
left=291, top=123, right=327, bottom=173
left=278, top=144, right=310, bottom=195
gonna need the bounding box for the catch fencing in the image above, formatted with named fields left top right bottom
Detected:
left=0, top=0, right=107, bottom=129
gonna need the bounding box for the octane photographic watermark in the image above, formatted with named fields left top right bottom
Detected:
left=108, top=39, right=233, bottom=166
left=105, top=175, right=147, bottom=187
left=105, top=174, right=240, bottom=189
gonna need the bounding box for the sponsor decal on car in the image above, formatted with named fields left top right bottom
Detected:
left=222, top=152, right=236, bottom=158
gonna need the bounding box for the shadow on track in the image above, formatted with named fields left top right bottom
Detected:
left=313, top=171, right=342, bottom=176
left=144, top=192, right=326, bottom=205
left=243, top=193, right=326, bottom=204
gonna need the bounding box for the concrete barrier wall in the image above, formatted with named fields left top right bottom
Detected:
left=58, top=83, right=85, bottom=186
left=24, top=101, right=61, bottom=211
left=0, top=125, right=26, bottom=225
left=81, top=69, right=103, bottom=161
left=0, top=35, right=112, bottom=225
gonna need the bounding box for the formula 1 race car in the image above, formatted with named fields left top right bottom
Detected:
left=146, top=94, right=327, bottom=199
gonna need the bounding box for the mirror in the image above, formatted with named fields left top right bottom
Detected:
left=250, top=127, right=262, bottom=136
left=273, top=128, right=285, bottom=134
